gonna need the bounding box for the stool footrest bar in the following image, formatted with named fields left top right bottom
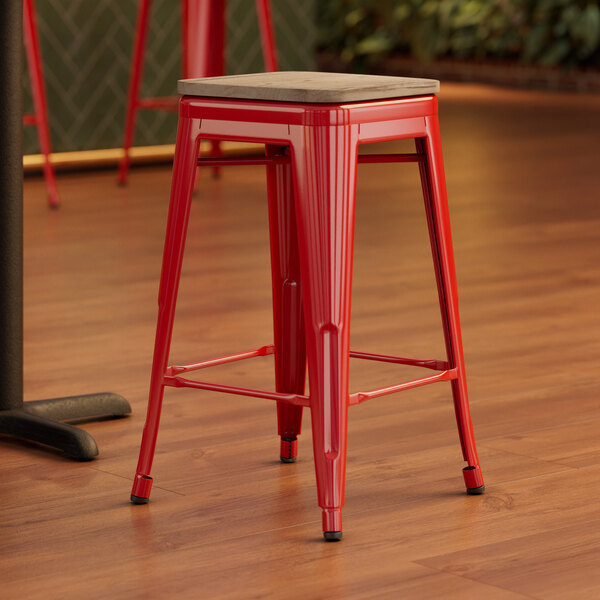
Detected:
left=349, top=369, right=458, bottom=405
left=165, top=346, right=455, bottom=406
left=169, top=346, right=447, bottom=376
left=163, top=367, right=456, bottom=407
left=167, top=345, right=275, bottom=375
left=163, top=375, right=310, bottom=406
left=349, top=350, right=448, bottom=371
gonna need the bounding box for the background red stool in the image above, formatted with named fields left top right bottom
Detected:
left=130, top=72, right=485, bottom=541
left=23, top=0, right=60, bottom=208
left=118, top=0, right=278, bottom=184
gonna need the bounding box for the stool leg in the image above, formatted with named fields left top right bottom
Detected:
left=186, top=0, right=225, bottom=78
left=187, top=0, right=224, bottom=179
left=118, top=0, right=151, bottom=186
left=180, top=0, right=189, bottom=80
left=131, top=114, right=201, bottom=503
left=416, top=120, right=484, bottom=495
left=291, top=125, right=359, bottom=540
left=23, top=0, right=59, bottom=208
left=255, top=0, right=278, bottom=72
left=266, top=145, right=306, bottom=463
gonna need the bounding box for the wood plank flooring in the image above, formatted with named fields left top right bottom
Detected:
left=2, top=82, right=599, bottom=599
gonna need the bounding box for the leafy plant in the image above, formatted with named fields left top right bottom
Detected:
left=317, top=0, right=600, bottom=68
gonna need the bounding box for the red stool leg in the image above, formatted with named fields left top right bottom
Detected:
left=291, top=123, right=360, bottom=540
left=185, top=0, right=225, bottom=78
left=180, top=0, right=189, bottom=80
left=131, top=111, right=201, bottom=503
left=23, top=0, right=59, bottom=208
left=118, top=0, right=151, bottom=186
left=187, top=0, right=224, bottom=179
left=266, top=145, right=306, bottom=463
left=255, top=0, right=278, bottom=72
left=416, top=116, right=484, bottom=494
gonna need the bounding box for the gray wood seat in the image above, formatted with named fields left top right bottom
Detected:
left=177, top=71, right=440, bottom=104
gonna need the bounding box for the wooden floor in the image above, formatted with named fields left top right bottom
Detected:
left=2, top=82, right=600, bottom=599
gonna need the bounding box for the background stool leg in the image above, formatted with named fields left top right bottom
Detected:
left=291, top=125, right=359, bottom=540
left=266, top=145, right=306, bottom=463
left=131, top=114, right=201, bottom=503
left=180, top=0, right=189, bottom=80
left=23, top=0, right=59, bottom=208
left=255, top=0, right=278, bottom=71
left=118, top=0, right=151, bottom=186
left=186, top=0, right=225, bottom=78
left=416, top=122, right=484, bottom=494
left=187, top=0, right=225, bottom=179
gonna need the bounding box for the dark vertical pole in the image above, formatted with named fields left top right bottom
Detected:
left=0, top=1, right=131, bottom=459
left=0, top=0, right=24, bottom=410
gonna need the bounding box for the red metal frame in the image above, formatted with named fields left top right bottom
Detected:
left=118, top=0, right=278, bottom=184
left=23, top=0, right=60, bottom=208
left=131, top=93, right=484, bottom=539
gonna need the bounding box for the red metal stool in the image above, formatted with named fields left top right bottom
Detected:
left=23, top=0, right=60, bottom=208
left=118, top=0, right=278, bottom=184
left=130, top=72, right=485, bottom=541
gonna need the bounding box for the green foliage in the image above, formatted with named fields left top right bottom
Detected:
left=317, top=0, right=600, bottom=68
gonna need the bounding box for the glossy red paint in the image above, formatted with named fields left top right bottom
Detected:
left=131, top=92, right=485, bottom=538
left=266, top=144, right=307, bottom=456
left=23, top=0, right=59, bottom=208
left=118, top=0, right=278, bottom=184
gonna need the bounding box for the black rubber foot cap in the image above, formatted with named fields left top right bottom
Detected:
left=467, top=485, right=485, bottom=495
left=130, top=494, right=150, bottom=504
left=323, top=531, right=342, bottom=542
left=280, top=456, right=297, bottom=463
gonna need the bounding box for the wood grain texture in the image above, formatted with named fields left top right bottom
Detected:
left=1, top=82, right=599, bottom=599
left=177, top=71, right=440, bottom=102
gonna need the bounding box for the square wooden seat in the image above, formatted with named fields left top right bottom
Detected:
left=178, top=71, right=440, bottom=103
